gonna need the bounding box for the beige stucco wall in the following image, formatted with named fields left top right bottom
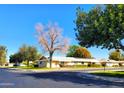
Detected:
left=106, top=63, right=119, bottom=67
left=46, top=61, right=60, bottom=68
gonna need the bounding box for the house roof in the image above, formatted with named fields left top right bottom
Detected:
left=52, top=57, right=99, bottom=63
left=99, top=59, right=124, bottom=63
left=39, top=56, right=48, bottom=60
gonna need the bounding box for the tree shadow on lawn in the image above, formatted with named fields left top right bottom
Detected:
left=20, top=71, right=124, bottom=88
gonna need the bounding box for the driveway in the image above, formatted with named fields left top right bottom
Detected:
left=0, top=68, right=124, bottom=88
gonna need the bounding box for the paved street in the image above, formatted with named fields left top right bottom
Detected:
left=0, top=68, right=124, bottom=88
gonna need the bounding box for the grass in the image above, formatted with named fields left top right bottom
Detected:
left=9, top=66, right=85, bottom=71
left=10, top=66, right=57, bottom=70
left=4, top=65, right=116, bottom=70
left=7, top=66, right=113, bottom=72
left=3, top=64, right=122, bottom=72
left=91, top=71, right=124, bottom=78
left=6, top=65, right=90, bottom=71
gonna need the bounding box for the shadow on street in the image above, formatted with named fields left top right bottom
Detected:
left=21, top=71, right=124, bottom=88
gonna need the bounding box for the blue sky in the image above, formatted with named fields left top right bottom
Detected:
left=0, top=4, right=110, bottom=60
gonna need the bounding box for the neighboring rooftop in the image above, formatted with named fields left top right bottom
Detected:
left=40, top=56, right=124, bottom=63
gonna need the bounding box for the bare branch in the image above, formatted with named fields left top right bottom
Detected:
left=35, top=22, right=69, bottom=68
left=35, top=22, right=69, bottom=54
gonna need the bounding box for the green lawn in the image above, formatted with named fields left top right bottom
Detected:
left=9, top=66, right=57, bottom=70
left=10, top=66, right=85, bottom=70
left=7, top=66, right=90, bottom=71
left=91, top=71, right=124, bottom=78
left=4, top=65, right=123, bottom=72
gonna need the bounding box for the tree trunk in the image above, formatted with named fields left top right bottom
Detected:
left=104, top=66, right=105, bottom=71
left=49, top=52, right=53, bottom=68
left=27, top=60, right=29, bottom=67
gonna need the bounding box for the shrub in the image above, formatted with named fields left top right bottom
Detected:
left=88, top=63, right=91, bottom=67
left=5, top=63, right=9, bottom=66
left=74, top=65, right=87, bottom=68
left=34, top=64, right=38, bottom=67
left=101, top=62, right=106, bottom=67
left=119, top=63, right=123, bottom=67
left=91, top=64, right=101, bottom=67
left=59, top=64, right=64, bottom=67
left=112, top=65, right=119, bottom=67
left=13, top=63, right=20, bottom=67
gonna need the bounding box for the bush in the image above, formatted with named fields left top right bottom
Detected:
left=59, top=64, right=64, bottom=67
left=5, top=63, right=9, bottom=66
left=91, top=64, right=101, bottom=67
left=13, top=63, right=20, bottom=67
left=119, top=63, right=123, bottom=67
left=112, top=65, right=119, bottom=67
left=22, top=61, right=28, bottom=65
left=101, top=62, right=106, bottom=67
left=34, top=64, right=38, bottom=67
left=74, top=65, right=87, bottom=68
left=88, top=63, right=91, bottom=67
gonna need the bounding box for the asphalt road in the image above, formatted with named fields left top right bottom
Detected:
left=0, top=68, right=124, bottom=88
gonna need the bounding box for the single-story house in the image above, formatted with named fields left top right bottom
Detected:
left=37, top=56, right=100, bottom=68
left=99, top=59, right=124, bottom=67
left=36, top=56, right=124, bottom=68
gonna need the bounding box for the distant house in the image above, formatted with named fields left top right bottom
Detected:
left=99, top=59, right=124, bottom=67
left=37, top=56, right=100, bottom=68
left=36, top=56, right=124, bottom=68
left=36, top=56, right=48, bottom=67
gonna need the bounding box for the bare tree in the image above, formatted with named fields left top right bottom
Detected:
left=35, top=22, right=69, bottom=68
